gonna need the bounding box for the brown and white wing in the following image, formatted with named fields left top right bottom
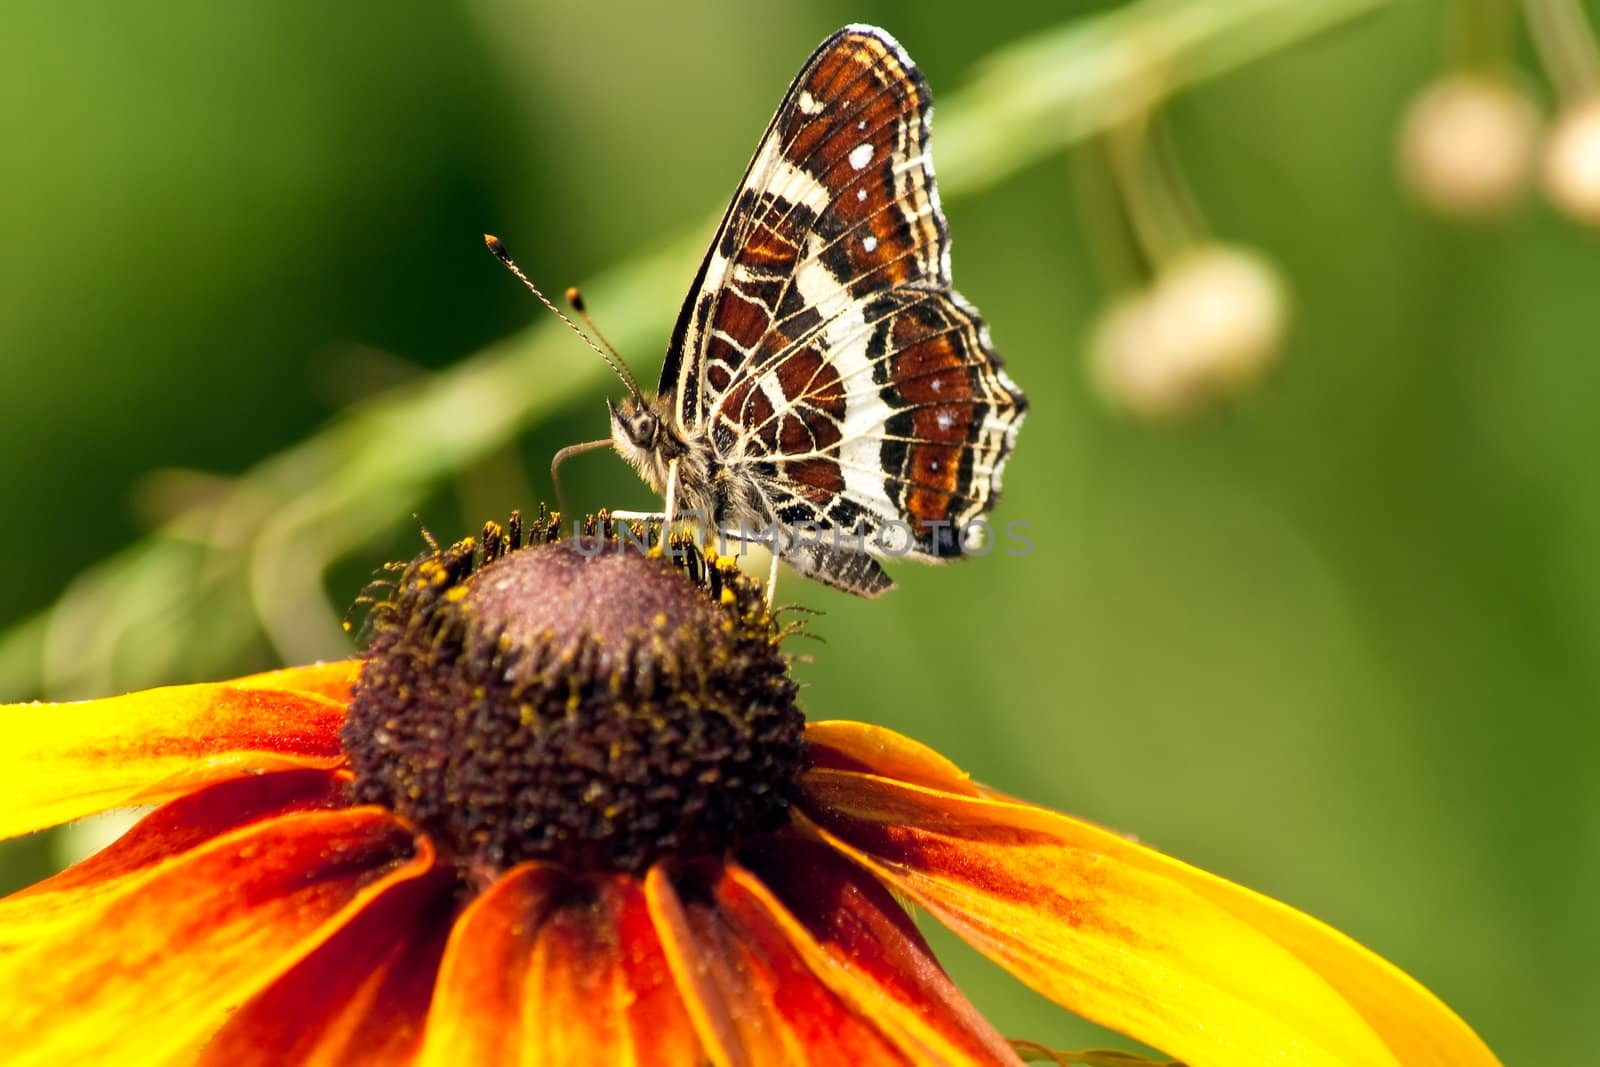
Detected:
left=661, top=25, right=1026, bottom=593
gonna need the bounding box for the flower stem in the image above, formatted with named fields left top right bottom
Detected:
left=1524, top=0, right=1600, bottom=101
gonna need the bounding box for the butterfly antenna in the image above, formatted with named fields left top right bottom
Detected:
left=483, top=235, right=643, bottom=399
left=565, top=286, right=642, bottom=399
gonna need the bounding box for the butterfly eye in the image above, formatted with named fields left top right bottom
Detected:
left=629, top=412, right=659, bottom=448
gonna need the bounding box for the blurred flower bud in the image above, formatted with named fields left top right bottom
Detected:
left=1089, top=245, right=1289, bottom=419
left=1541, top=96, right=1600, bottom=224
left=1398, top=74, right=1541, bottom=217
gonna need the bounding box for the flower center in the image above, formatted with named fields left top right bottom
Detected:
left=342, top=515, right=805, bottom=875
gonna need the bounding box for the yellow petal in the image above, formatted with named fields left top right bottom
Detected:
left=232, top=658, right=361, bottom=702
left=0, top=678, right=347, bottom=839
left=801, top=758, right=1499, bottom=1067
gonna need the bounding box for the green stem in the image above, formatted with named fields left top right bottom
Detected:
left=1524, top=0, right=1600, bottom=100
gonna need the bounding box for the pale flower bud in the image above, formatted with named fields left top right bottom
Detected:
left=1089, top=245, right=1289, bottom=419
left=1399, top=74, right=1541, bottom=217
left=1542, top=97, right=1600, bottom=225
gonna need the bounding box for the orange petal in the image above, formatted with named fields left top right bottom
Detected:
left=233, top=658, right=361, bottom=702
left=526, top=873, right=706, bottom=1066
left=739, top=838, right=1022, bottom=1065
left=0, top=768, right=349, bottom=938
left=417, top=865, right=703, bottom=1067
left=643, top=865, right=746, bottom=1067
left=198, top=858, right=456, bottom=1067
left=0, top=807, right=428, bottom=1067
left=0, top=678, right=348, bottom=839
left=805, top=719, right=979, bottom=795
left=415, top=864, right=565, bottom=1066
left=801, top=761, right=1501, bottom=1067
left=648, top=860, right=924, bottom=1067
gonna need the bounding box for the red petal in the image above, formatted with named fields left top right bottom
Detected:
left=416, top=866, right=703, bottom=1067
left=525, top=874, right=704, bottom=1066
left=0, top=807, right=427, bottom=1065
left=0, top=679, right=348, bottom=839
left=743, top=837, right=1020, bottom=1065
left=643, top=865, right=745, bottom=1067
left=646, top=861, right=920, bottom=1067
left=198, top=859, right=457, bottom=1067
left=0, top=768, right=349, bottom=937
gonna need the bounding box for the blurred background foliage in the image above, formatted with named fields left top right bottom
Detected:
left=1, top=0, right=1595, bottom=1061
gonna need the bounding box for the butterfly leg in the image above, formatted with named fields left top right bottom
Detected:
left=661, top=457, right=681, bottom=548
left=549, top=438, right=612, bottom=518
left=765, top=547, right=781, bottom=605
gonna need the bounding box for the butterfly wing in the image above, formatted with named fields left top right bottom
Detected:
left=661, top=25, right=1026, bottom=595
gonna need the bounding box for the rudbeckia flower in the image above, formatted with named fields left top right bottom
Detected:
left=0, top=514, right=1499, bottom=1066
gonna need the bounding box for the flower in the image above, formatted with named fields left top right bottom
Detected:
left=0, top=515, right=1499, bottom=1066
left=1088, top=244, right=1289, bottom=419
left=1541, top=96, right=1600, bottom=225
left=1398, top=73, right=1542, bottom=218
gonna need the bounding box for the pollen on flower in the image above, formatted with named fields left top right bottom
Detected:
left=341, top=510, right=806, bottom=876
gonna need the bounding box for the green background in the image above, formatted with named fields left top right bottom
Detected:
left=2, top=2, right=1592, bottom=1061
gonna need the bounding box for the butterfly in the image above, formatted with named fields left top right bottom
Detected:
left=505, top=25, right=1026, bottom=597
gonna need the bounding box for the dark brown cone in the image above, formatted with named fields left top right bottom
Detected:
left=342, top=518, right=804, bottom=875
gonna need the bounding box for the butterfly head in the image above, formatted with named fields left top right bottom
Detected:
left=607, top=392, right=685, bottom=495
left=609, top=393, right=661, bottom=451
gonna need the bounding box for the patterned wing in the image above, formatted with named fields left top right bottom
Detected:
left=660, top=25, right=1026, bottom=594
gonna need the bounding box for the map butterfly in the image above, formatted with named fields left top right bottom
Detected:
left=519, top=25, right=1026, bottom=597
